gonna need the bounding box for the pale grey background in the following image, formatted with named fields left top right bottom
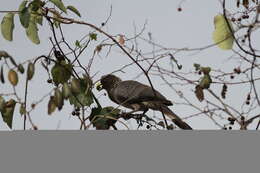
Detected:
left=0, top=0, right=256, bottom=129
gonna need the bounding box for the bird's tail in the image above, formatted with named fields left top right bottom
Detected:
left=159, top=106, right=192, bottom=130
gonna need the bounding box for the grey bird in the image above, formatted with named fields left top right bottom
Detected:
left=100, top=74, right=192, bottom=130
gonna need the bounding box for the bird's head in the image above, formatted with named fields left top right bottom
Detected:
left=97, top=74, right=122, bottom=91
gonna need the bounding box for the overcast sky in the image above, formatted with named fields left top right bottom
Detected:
left=1, top=0, right=257, bottom=130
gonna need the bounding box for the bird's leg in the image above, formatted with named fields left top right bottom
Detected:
left=121, top=104, right=148, bottom=127
left=142, top=108, right=148, bottom=116
left=121, top=108, right=140, bottom=120
left=134, top=111, right=145, bottom=128
left=136, top=108, right=148, bottom=126
left=124, top=109, right=144, bottom=126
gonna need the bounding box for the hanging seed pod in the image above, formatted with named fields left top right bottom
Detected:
left=0, top=96, right=5, bottom=112
left=27, top=62, right=35, bottom=80
left=17, top=64, right=25, bottom=74
left=71, top=78, right=81, bottom=94
left=8, top=69, right=18, bottom=86
left=48, top=96, right=56, bottom=115
left=0, top=65, right=5, bottom=84
left=54, top=88, right=64, bottom=110
left=195, top=85, right=204, bottom=102
left=62, top=82, right=71, bottom=99
left=221, top=84, right=227, bottom=99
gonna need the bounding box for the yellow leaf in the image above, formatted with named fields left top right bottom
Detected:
left=212, top=14, right=234, bottom=50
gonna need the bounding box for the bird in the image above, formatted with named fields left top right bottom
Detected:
left=99, top=74, right=192, bottom=130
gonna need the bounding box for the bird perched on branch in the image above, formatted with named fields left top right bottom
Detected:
left=99, top=74, right=192, bottom=130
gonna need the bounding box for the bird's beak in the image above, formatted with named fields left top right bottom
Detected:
left=95, top=81, right=103, bottom=91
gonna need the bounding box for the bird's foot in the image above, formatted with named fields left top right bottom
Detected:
left=135, top=114, right=144, bottom=127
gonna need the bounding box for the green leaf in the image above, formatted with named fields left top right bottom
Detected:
left=0, top=99, right=16, bottom=129
left=200, top=67, right=211, bottom=75
left=212, top=14, right=234, bottom=50
left=71, top=76, right=91, bottom=94
left=33, top=8, right=43, bottom=25
left=19, top=103, right=26, bottom=116
left=89, top=106, right=120, bottom=130
left=19, top=0, right=28, bottom=12
left=1, top=13, right=15, bottom=41
left=193, top=63, right=201, bottom=71
left=75, top=40, right=82, bottom=48
left=89, top=33, right=97, bottom=40
left=69, top=91, right=93, bottom=107
left=199, top=74, right=212, bottom=89
left=50, top=0, right=67, bottom=13
left=70, top=78, right=81, bottom=94
left=26, top=16, right=40, bottom=44
left=35, top=14, right=43, bottom=25
left=29, top=0, right=45, bottom=12
left=19, top=1, right=30, bottom=28
left=67, top=5, right=81, bottom=17
left=68, top=76, right=93, bottom=107
left=62, top=82, right=71, bottom=99
left=89, top=107, right=107, bottom=129
left=101, top=107, right=120, bottom=118
left=51, top=62, right=72, bottom=86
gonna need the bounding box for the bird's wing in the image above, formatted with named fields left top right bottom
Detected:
left=112, top=81, right=192, bottom=130
left=112, top=80, right=172, bottom=106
